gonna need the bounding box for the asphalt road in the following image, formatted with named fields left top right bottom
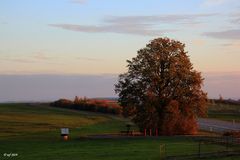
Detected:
left=198, top=118, right=240, bottom=133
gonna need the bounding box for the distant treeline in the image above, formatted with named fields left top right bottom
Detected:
left=208, top=99, right=240, bottom=106
left=50, top=97, right=122, bottom=115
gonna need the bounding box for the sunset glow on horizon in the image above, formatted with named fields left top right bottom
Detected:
left=1, top=0, right=240, bottom=101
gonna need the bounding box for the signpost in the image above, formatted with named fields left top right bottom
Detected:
left=61, top=128, right=69, bottom=141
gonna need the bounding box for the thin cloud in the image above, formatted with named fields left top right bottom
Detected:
left=1, top=21, right=7, bottom=25
left=76, top=56, right=103, bottom=62
left=202, top=0, right=231, bottom=6
left=0, top=57, right=34, bottom=63
left=71, top=0, right=87, bottom=4
left=221, top=43, right=233, bottom=47
left=231, top=12, right=240, bottom=24
left=0, top=16, right=7, bottom=24
left=0, top=53, right=61, bottom=65
left=49, top=13, right=216, bottom=36
left=222, top=41, right=240, bottom=47
left=1, top=54, right=103, bottom=64
left=203, top=29, right=240, bottom=40
left=32, top=52, right=55, bottom=60
left=49, top=24, right=170, bottom=36
left=104, top=14, right=217, bottom=25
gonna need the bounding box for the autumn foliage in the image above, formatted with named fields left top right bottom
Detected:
left=51, top=97, right=122, bottom=115
left=115, top=37, right=207, bottom=135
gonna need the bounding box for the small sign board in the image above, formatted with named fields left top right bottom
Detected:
left=61, top=128, right=69, bottom=136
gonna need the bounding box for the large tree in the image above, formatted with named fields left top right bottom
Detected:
left=115, top=37, right=207, bottom=135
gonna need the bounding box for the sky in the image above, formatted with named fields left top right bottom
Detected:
left=0, top=0, right=240, bottom=101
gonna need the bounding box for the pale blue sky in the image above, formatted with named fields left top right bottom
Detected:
left=0, top=0, right=240, bottom=101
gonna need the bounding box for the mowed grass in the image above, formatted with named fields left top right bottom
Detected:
left=207, top=103, right=240, bottom=122
left=0, top=137, right=231, bottom=160
left=0, top=103, right=239, bottom=160
left=0, top=103, right=127, bottom=139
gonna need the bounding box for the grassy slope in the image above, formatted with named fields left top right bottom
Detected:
left=0, top=103, right=128, bottom=139
left=207, top=103, right=240, bottom=122
left=0, top=103, right=239, bottom=160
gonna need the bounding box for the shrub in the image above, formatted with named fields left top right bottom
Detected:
left=223, top=131, right=240, bottom=138
left=51, top=97, right=122, bottom=115
left=50, top=99, right=73, bottom=107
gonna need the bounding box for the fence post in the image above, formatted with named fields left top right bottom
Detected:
left=198, top=141, right=201, bottom=158
left=144, top=128, right=147, bottom=136
left=160, top=144, right=166, bottom=160
left=226, top=136, right=229, bottom=152
left=155, top=128, right=158, bottom=136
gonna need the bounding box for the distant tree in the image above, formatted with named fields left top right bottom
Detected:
left=51, top=99, right=73, bottom=107
left=209, top=99, right=215, bottom=105
left=74, top=96, right=80, bottom=104
left=51, top=97, right=122, bottom=115
left=219, top=94, right=223, bottom=101
left=115, top=37, right=207, bottom=135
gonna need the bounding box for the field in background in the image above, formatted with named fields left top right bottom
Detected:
left=0, top=103, right=128, bottom=139
left=0, top=103, right=239, bottom=160
left=207, top=102, right=240, bottom=122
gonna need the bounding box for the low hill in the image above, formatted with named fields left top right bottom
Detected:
left=0, top=103, right=129, bottom=140
left=207, top=101, right=240, bottom=122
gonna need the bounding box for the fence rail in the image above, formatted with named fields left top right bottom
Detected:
left=161, top=136, right=240, bottom=160
left=166, top=151, right=240, bottom=160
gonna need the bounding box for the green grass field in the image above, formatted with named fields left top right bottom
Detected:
left=0, top=103, right=130, bottom=139
left=1, top=137, right=231, bottom=160
left=0, top=103, right=239, bottom=160
left=207, top=103, right=240, bottom=122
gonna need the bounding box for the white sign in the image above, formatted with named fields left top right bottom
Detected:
left=61, top=128, right=69, bottom=135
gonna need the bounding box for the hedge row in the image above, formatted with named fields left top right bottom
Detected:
left=50, top=98, right=122, bottom=115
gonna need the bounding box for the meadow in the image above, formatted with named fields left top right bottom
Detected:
left=207, top=102, right=240, bottom=122
left=0, top=103, right=239, bottom=160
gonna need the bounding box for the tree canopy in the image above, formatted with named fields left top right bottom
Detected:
left=115, top=37, right=207, bottom=135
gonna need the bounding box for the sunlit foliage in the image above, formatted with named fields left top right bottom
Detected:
left=51, top=97, right=122, bottom=115
left=115, top=37, right=207, bottom=135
